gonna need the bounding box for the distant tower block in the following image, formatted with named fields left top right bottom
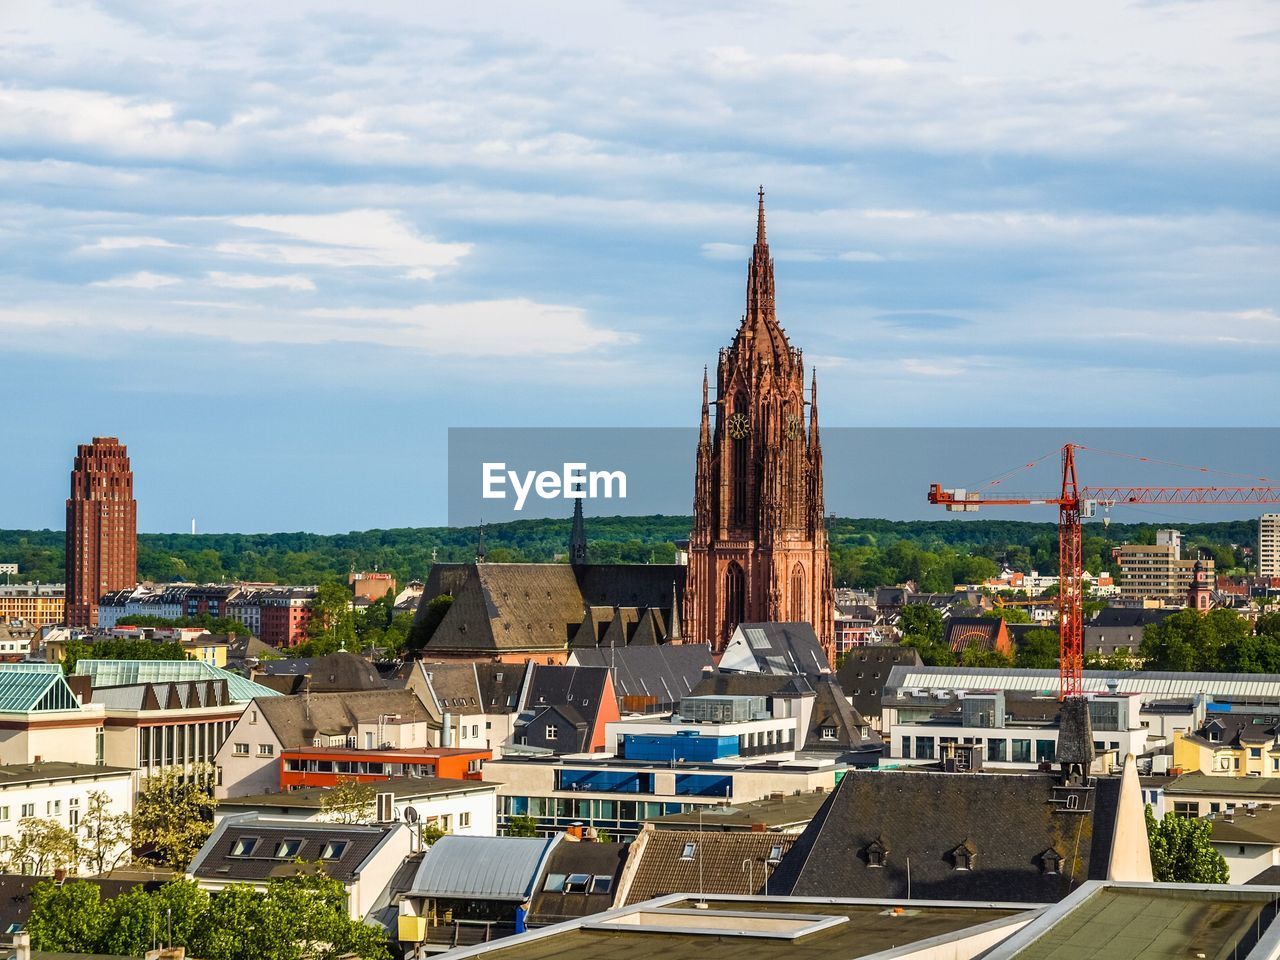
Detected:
left=65, top=437, right=138, bottom=627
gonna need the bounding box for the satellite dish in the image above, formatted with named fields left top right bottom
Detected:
left=404, top=806, right=419, bottom=824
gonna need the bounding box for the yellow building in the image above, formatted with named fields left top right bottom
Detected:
left=0, top=584, right=65, bottom=629
left=1174, top=718, right=1280, bottom=778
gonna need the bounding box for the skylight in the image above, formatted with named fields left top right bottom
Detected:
left=680, top=842, right=697, bottom=860
left=274, top=838, right=303, bottom=859
left=229, top=836, right=259, bottom=857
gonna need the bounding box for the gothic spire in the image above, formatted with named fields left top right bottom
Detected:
left=570, top=487, right=588, bottom=566
left=809, top=368, right=821, bottom=445
left=756, top=184, right=767, bottom=248
left=739, top=188, right=792, bottom=371
left=699, top=366, right=711, bottom=446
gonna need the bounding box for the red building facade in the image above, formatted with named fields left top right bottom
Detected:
left=685, top=193, right=835, bottom=663
left=279, top=746, right=490, bottom=790
left=65, top=437, right=137, bottom=628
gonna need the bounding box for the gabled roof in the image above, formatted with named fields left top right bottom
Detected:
left=523, top=664, right=610, bottom=717
left=407, top=834, right=561, bottom=901
left=255, top=689, right=435, bottom=748
left=721, top=623, right=829, bottom=677
left=943, top=618, right=1007, bottom=653
left=771, top=770, right=1120, bottom=903
left=418, top=661, right=483, bottom=712
left=254, top=652, right=385, bottom=694
left=475, top=662, right=526, bottom=714
left=0, top=664, right=83, bottom=713
left=528, top=840, right=628, bottom=924
left=74, top=659, right=279, bottom=703
left=569, top=644, right=713, bottom=710
left=806, top=679, right=879, bottom=752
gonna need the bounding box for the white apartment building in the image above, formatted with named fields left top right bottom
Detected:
left=1261, top=515, right=1280, bottom=579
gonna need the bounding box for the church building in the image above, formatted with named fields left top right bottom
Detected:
left=684, top=191, right=836, bottom=663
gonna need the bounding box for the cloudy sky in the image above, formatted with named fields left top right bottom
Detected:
left=3, top=1, right=1278, bottom=532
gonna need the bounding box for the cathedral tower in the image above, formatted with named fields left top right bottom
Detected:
left=684, top=191, right=835, bottom=662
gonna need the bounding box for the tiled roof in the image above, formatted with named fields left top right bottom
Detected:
left=256, top=688, right=434, bottom=748
left=621, top=829, right=797, bottom=905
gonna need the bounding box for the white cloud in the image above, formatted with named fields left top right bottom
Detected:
left=701, top=242, right=748, bottom=260
left=206, top=272, right=316, bottom=292
left=838, top=250, right=887, bottom=263
left=79, top=236, right=180, bottom=252
left=900, top=358, right=965, bottom=378
left=218, top=210, right=471, bottom=280
left=91, top=271, right=181, bottom=289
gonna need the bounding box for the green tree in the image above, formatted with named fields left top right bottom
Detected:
left=80, top=789, right=134, bottom=874
left=306, top=582, right=358, bottom=654
left=1015, top=628, right=1060, bottom=669
left=506, top=814, right=540, bottom=837
left=958, top=643, right=1013, bottom=668
left=320, top=779, right=377, bottom=824
left=899, top=604, right=944, bottom=644
left=1140, top=608, right=1250, bottom=672
left=1145, top=806, right=1228, bottom=883
left=984, top=606, right=1031, bottom=624
left=27, top=879, right=113, bottom=953
left=133, top=765, right=216, bottom=869
left=2, top=817, right=81, bottom=875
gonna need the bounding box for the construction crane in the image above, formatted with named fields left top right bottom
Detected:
left=929, top=442, right=1280, bottom=701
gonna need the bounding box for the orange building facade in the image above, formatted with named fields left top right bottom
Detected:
left=279, top=745, right=491, bottom=790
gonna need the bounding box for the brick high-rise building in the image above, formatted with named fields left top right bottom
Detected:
left=685, top=191, right=835, bottom=663
left=65, top=437, right=137, bottom=627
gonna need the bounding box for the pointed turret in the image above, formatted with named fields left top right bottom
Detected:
left=736, top=188, right=793, bottom=372
left=569, top=497, right=587, bottom=567
left=699, top=367, right=711, bottom=447
left=668, top=579, right=682, bottom=640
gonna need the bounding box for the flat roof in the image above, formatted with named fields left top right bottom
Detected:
left=989, top=884, right=1280, bottom=960
left=0, top=762, right=132, bottom=787
left=1164, top=773, right=1280, bottom=797
left=442, top=895, right=1032, bottom=960
left=218, top=776, right=494, bottom=809
left=647, top=791, right=830, bottom=830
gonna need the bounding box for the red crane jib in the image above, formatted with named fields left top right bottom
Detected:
left=927, top=445, right=1280, bottom=701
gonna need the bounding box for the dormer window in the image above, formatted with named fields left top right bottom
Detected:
left=1040, top=848, right=1064, bottom=875
left=680, top=842, right=697, bottom=860
left=950, top=842, right=976, bottom=872
left=865, top=839, right=887, bottom=868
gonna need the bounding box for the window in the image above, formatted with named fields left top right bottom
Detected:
left=866, top=841, right=887, bottom=868
left=230, top=836, right=259, bottom=857
left=590, top=875, right=613, bottom=894
left=0, top=807, right=8, bottom=822
left=249, top=710, right=258, bottom=724
left=1172, top=801, right=1200, bottom=818
left=1011, top=739, right=1032, bottom=764
left=459, top=812, right=471, bottom=828
left=20, top=804, right=34, bottom=818
left=680, top=842, right=696, bottom=860
left=564, top=873, right=591, bottom=893
left=543, top=873, right=566, bottom=892
left=258, top=744, right=274, bottom=757
left=915, top=737, right=935, bottom=760
left=767, top=844, right=783, bottom=862
left=1252, top=748, right=1263, bottom=759
left=820, top=726, right=837, bottom=741
left=545, top=725, right=558, bottom=740
left=320, top=841, right=348, bottom=860
left=233, top=742, right=249, bottom=756
left=274, top=839, right=303, bottom=859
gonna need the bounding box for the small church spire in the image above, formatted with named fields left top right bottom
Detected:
left=756, top=185, right=767, bottom=248
left=569, top=495, right=587, bottom=567
left=699, top=366, right=711, bottom=446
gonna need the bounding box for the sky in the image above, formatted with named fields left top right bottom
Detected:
left=3, top=1, right=1279, bottom=533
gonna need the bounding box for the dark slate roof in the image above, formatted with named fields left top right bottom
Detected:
left=256, top=688, right=435, bottom=747
left=575, top=565, right=685, bottom=611
left=806, top=678, right=880, bottom=754
left=475, top=662, right=527, bottom=714
left=418, top=662, right=483, bottom=712
left=254, top=652, right=385, bottom=694
left=621, top=829, right=797, bottom=905
left=836, top=644, right=923, bottom=721
left=771, top=770, right=1120, bottom=903
left=528, top=841, right=628, bottom=925
left=724, top=623, right=829, bottom=677
left=1087, top=608, right=1178, bottom=629
left=189, top=818, right=397, bottom=883
left=569, top=645, right=713, bottom=712
left=523, top=664, right=610, bottom=717
left=688, top=671, right=814, bottom=699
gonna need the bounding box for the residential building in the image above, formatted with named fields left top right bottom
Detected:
left=1084, top=607, right=1175, bottom=657
left=183, top=585, right=241, bottom=620
left=1207, top=804, right=1280, bottom=882
left=685, top=194, right=834, bottom=660
left=404, top=660, right=516, bottom=754
left=187, top=815, right=412, bottom=920
left=835, top=643, right=922, bottom=730
left=0, top=664, right=105, bottom=766
left=65, top=437, right=137, bottom=628
left=645, top=788, right=830, bottom=833
left=257, top=587, right=317, bottom=647
left=0, top=584, right=64, bottom=631
left=0, top=762, right=134, bottom=874
left=251, top=650, right=386, bottom=695
left=943, top=617, right=1013, bottom=658
left=1172, top=712, right=1280, bottom=778
left=1261, top=514, right=1280, bottom=579
left=0, top=620, right=37, bottom=662
left=215, top=775, right=499, bottom=836
left=1162, top=772, right=1280, bottom=818
left=770, top=759, right=1152, bottom=902
left=396, top=834, right=562, bottom=946
left=214, top=689, right=490, bottom=797
left=526, top=836, right=628, bottom=927
left=512, top=665, right=619, bottom=755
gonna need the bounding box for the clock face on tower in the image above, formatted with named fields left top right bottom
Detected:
left=786, top=414, right=802, bottom=441
left=727, top=412, right=750, bottom=440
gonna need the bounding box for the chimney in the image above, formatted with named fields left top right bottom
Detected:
left=442, top=712, right=453, bottom=748
left=12, top=932, right=30, bottom=960
left=53, top=868, right=67, bottom=884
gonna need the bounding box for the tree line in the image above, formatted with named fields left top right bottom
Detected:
left=0, top=516, right=1255, bottom=591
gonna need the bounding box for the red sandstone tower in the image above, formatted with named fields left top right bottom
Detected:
left=685, top=191, right=836, bottom=663
left=65, top=437, right=138, bottom=627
